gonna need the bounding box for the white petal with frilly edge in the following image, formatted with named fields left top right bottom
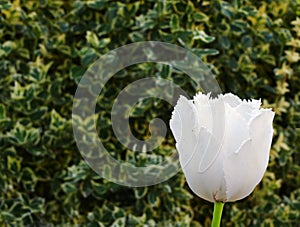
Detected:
left=223, top=110, right=274, bottom=201
left=170, top=96, right=199, bottom=167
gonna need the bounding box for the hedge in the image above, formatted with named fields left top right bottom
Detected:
left=0, top=0, right=299, bottom=226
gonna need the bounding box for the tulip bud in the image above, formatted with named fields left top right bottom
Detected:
left=170, top=92, right=275, bottom=202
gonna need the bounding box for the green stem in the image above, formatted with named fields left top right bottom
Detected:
left=211, top=202, right=225, bottom=227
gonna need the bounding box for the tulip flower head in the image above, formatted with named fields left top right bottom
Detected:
left=170, top=92, right=275, bottom=203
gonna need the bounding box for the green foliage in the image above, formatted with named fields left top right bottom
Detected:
left=0, top=0, right=299, bottom=226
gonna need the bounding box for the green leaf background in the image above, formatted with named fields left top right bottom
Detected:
left=0, top=0, right=300, bottom=226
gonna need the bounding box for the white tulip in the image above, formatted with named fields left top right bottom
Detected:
left=170, top=93, right=275, bottom=202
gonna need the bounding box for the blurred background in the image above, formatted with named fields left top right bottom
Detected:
left=0, top=0, right=299, bottom=226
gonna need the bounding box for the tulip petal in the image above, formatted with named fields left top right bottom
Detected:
left=194, top=94, right=226, bottom=148
left=222, top=93, right=242, bottom=107
left=193, top=93, right=213, bottom=132
left=221, top=103, right=250, bottom=156
left=182, top=127, right=226, bottom=202
left=249, top=109, right=274, bottom=182
left=193, top=94, right=227, bottom=172
left=170, top=96, right=199, bottom=166
left=223, top=110, right=274, bottom=201
left=235, top=99, right=261, bottom=122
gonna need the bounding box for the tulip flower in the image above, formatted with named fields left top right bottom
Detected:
left=170, top=92, right=274, bottom=226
